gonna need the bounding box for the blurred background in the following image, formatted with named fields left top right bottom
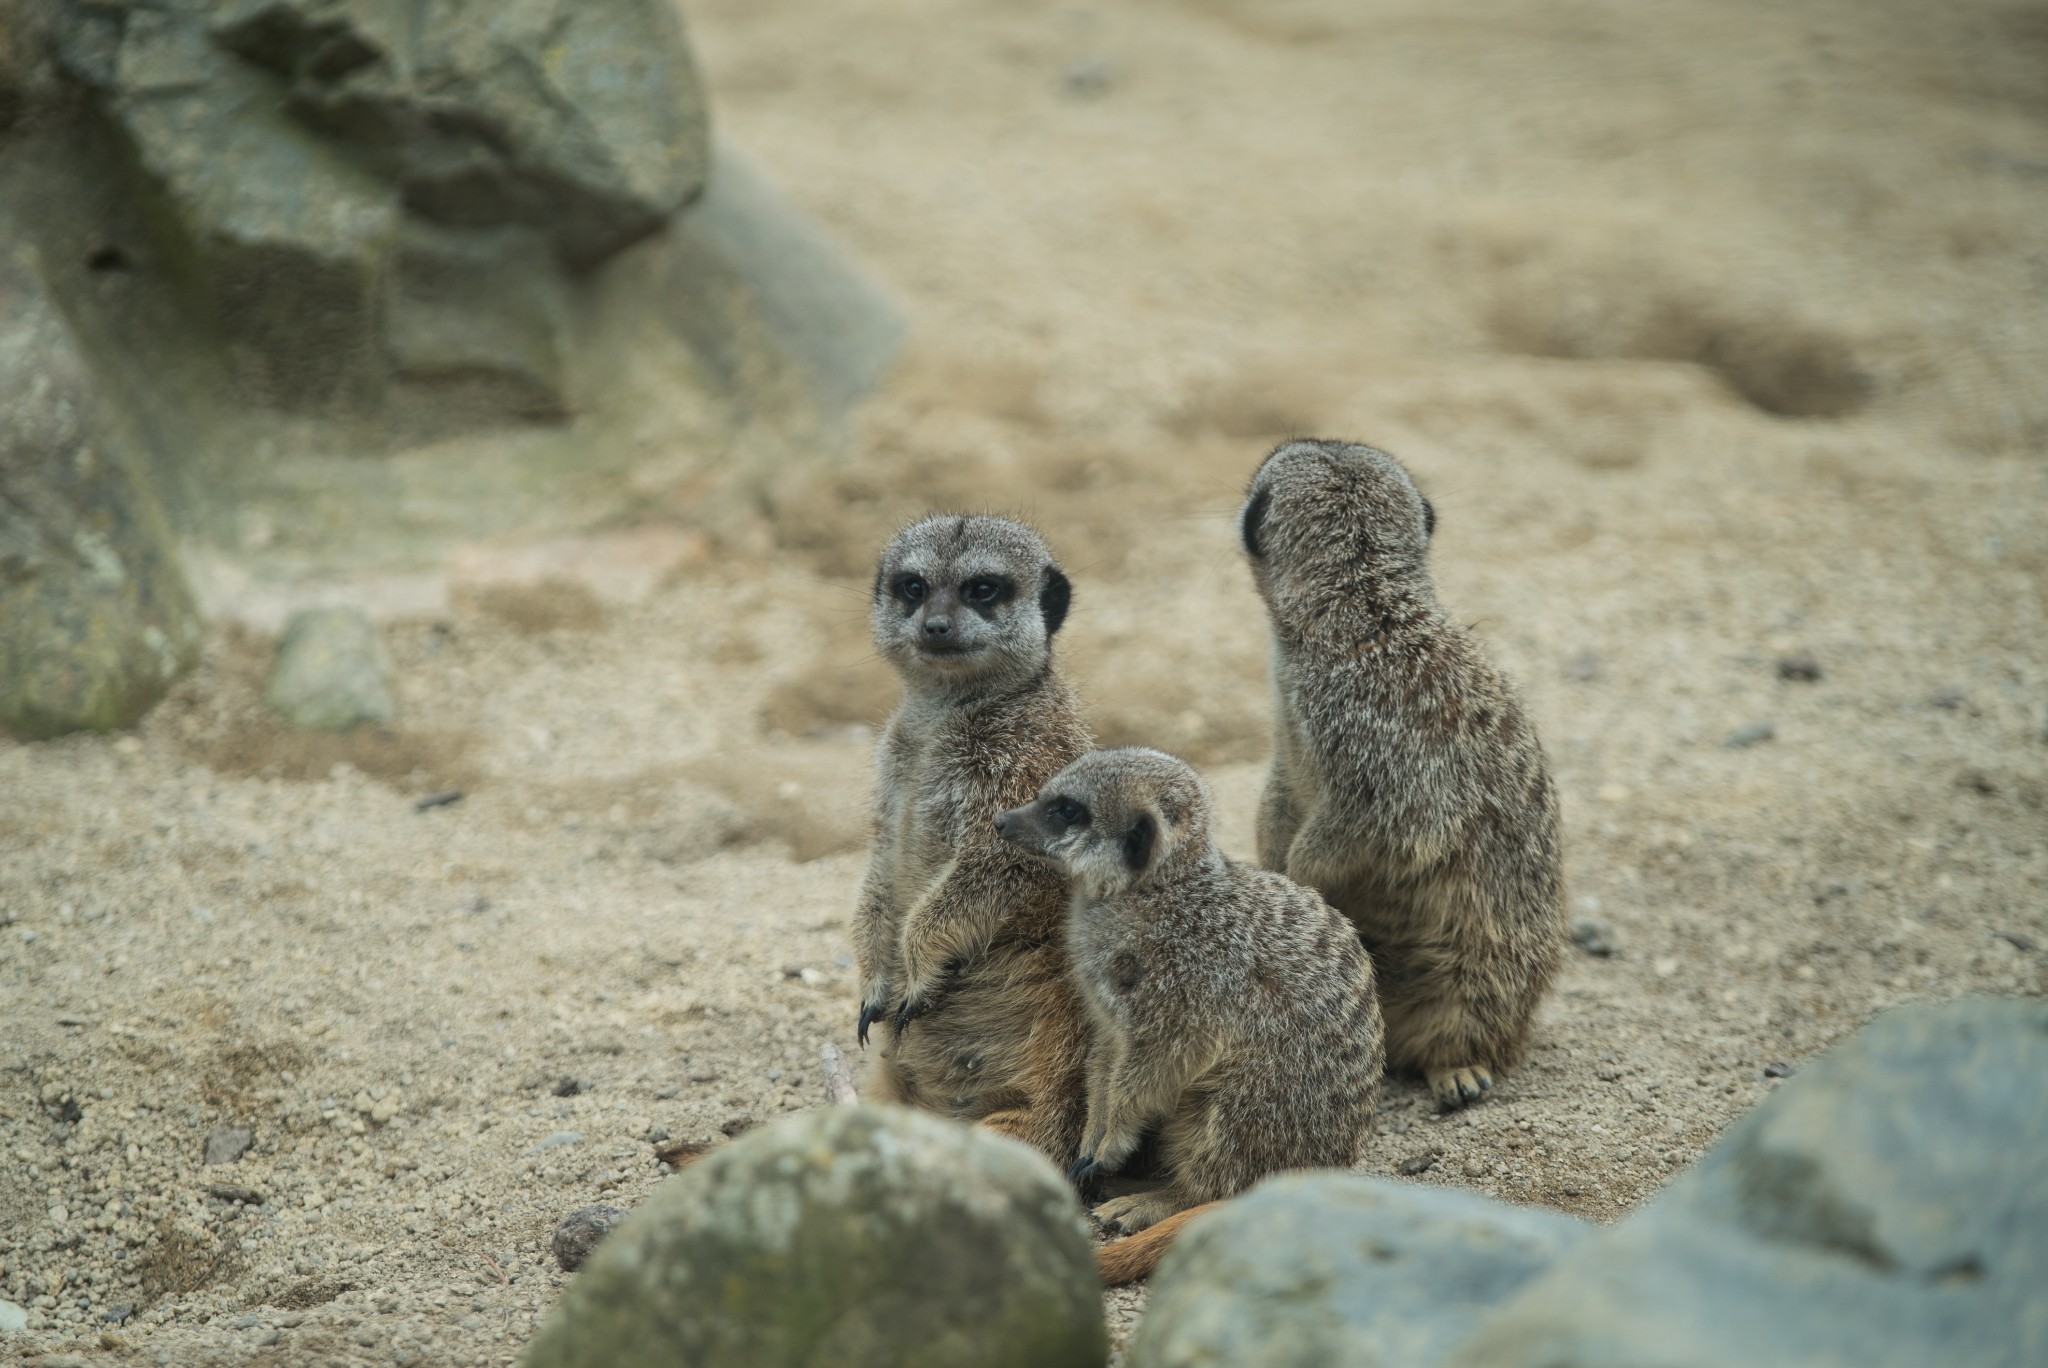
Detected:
left=1, top=0, right=2043, bottom=1355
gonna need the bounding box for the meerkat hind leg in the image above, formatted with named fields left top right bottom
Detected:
left=1092, top=1189, right=1184, bottom=1236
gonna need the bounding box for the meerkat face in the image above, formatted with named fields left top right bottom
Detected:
left=1239, top=439, right=1436, bottom=592
left=871, top=514, right=1072, bottom=685
left=996, top=748, right=1210, bottom=897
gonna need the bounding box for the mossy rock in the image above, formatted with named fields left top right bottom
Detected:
left=523, top=1106, right=1108, bottom=1368
left=0, top=247, right=200, bottom=740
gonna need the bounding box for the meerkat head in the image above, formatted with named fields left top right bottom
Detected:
left=1239, top=439, right=1436, bottom=598
left=871, top=514, right=1073, bottom=691
left=995, top=748, right=1213, bottom=898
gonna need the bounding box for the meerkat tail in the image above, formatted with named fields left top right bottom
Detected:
left=1096, top=1201, right=1225, bottom=1286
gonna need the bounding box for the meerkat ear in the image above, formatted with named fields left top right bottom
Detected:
left=1421, top=495, right=1437, bottom=540
left=1121, top=812, right=1157, bottom=874
left=1039, top=565, right=1072, bottom=637
left=1241, top=485, right=1271, bottom=558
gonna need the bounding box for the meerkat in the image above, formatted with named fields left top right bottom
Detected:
left=852, top=514, right=1093, bottom=1164
left=996, top=747, right=1384, bottom=1236
left=1240, top=438, right=1564, bottom=1111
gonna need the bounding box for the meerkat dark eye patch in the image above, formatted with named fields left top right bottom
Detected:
left=1039, top=565, right=1072, bottom=637
left=1241, top=485, right=1271, bottom=558
left=1421, top=496, right=1437, bottom=539
left=1048, top=796, right=1090, bottom=829
left=1122, top=813, right=1156, bottom=872
left=891, top=573, right=927, bottom=607
left=960, top=575, right=1014, bottom=613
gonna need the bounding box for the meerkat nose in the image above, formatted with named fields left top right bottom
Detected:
left=923, top=616, right=952, bottom=637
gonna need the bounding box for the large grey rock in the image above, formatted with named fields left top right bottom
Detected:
left=522, top=1106, right=1107, bottom=1368
left=1129, top=1174, right=1590, bottom=1368
left=266, top=605, right=394, bottom=731
left=1449, top=998, right=2048, bottom=1368
left=52, top=0, right=710, bottom=417
left=0, top=247, right=202, bottom=739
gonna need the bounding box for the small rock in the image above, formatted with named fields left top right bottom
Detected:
left=525, top=1107, right=1106, bottom=1368
left=551, top=1077, right=584, bottom=1098
left=779, top=964, right=804, bottom=980
left=720, top=1112, right=755, bottom=1138
left=1571, top=920, right=1619, bottom=957
left=0, top=1298, right=26, bottom=1332
left=1722, top=721, right=1775, bottom=749
left=1652, top=957, right=1679, bottom=978
left=100, top=1303, right=133, bottom=1324
left=265, top=607, right=396, bottom=732
left=551, top=1206, right=628, bottom=1272
left=1461, top=1157, right=1489, bottom=1178
left=1761, top=1061, right=1795, bottom=1079
left=1930, top=687, right=1967, bottom=711
left=526, top=1131, right=584, bottom=1154
left=206, top=1183, right=265, bottom=1205
left=1129, top=1173, right=1588, bottom=1368
left=204, top=1124, right=253, bottom=1166
left=1562, top=650, right=1600, bottom=682
left=1062, top=55, right=1115, bottom=97
left=414, top=789, right=463, bottom=811
left=1398, top=1153, right=1439, bottom=1176
left=1994, top=931, right=2038, bottom=954
left=1775, top=650, right=1823, bottom=682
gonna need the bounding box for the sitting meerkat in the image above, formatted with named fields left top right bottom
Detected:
left=996, top=747, right=1384, bottom=1235
left=852, top=514, right=1092, bottom=1163
left=1240, top=438, right=1564, bottom=1110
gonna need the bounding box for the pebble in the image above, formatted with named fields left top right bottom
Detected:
left=527, top=1131, right=584, bottom=1153
left=0, top=1298, right=26, bottom=1331
left=1774, top=650, right=1822, bottom=681
left=550, top=1206, right=629, bottom=1272
left=204, top=1124, right=254, bottom=1166
left=1398, top=1153, right=1439, bottom=1176
left=720, top=1112, right=755, bottom=1137
left=551, top=1077, right=584, bottom=1098
left=101, top=1303, right=133, bottom=1324
left=1722, top=722, right=1775, bottom=749
left=1761, top=1061, right=1795, bottom=1078
left=1562, top=650, right=1600, bottom=682
left=1570, top=920, right=1619, bottom=957
left=265, top=606, right=397, bottom=731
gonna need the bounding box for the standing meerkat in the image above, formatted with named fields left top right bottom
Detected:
left=996, top=747, right=1384, bottom=1235
left=852, top=513, right=1092, bottom=1163
left=1241, top=438, right=1564, bottom=1110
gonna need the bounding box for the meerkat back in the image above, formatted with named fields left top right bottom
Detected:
left=1238, top=440, right=1564, bottom=1110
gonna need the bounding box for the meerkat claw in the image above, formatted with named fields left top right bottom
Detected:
left=1067, top=1154, right=1100, bottom=1189
left=893, top=994, right=928, bottom=1032
left=1431, top=1065, right=1494, bottom=1110
left=856, top=1001, right=883, bottom=1048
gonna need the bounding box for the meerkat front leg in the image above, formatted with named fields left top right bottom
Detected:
left=1092, top=1189, right=1185, bottom=1236
left=851, top=862, right=899, bottom=1047
left=892, top=848, right=1014, bottom=1027
left=1254, top=760, right=1303, bottom=874
left=1075, top=1031, right=1217, bottom=1184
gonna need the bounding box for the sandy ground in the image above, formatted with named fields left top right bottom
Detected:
left=5, top=0, right=2047, bottom=1363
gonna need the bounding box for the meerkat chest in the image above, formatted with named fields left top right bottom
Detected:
left=881, top=732, right=986, bottom=903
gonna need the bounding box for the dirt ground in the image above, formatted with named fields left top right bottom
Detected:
left=4, top=0, right=2046, bottom=1363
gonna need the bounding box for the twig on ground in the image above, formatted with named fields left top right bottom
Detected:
left=480, top=1251, right=510, bottom=1286
left=819, top=1042, right=860, bottom=1107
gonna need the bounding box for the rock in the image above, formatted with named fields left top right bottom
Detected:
left=0, top=247, right=203, bottom=740
left=1129, top=1174, right=1589, bottom=1368
left=550, top=1205, right=627, bottom=1273
left=203, top=1124, right=254, bottom=1165
left=525, top=1131, right=583, bottom=1154
left=1776, top=650, right=1823, bottom=682
left=1722, top=721, right=1775, bottom=749
left=1570, top=919, right=1619, bottom=957
left=100, top=1303, right=133, bottom=1324
left=524, top=1106, right=1107, bottom=1368
left=1562, top=650, right=1600, bottom=682
left=1448, top=998, right=2048, bottom=1368
left=0, top=1297, right=25, bottom=1332
left=265, top=606, right=394, bottom=731
left=1398, top=1153, right=1439, bottom=1176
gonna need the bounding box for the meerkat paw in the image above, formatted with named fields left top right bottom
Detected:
left=1091, top=1191, right=1181, bottom=1236
left=856, top=982, right=893, bottom=1047
left=1429, top=1065, right=1494, bottom=1110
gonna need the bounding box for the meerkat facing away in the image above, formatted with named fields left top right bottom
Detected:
left=852, top=514, right=1092, bottom=1164
left=1241, top=439, right=1564, bottom=1110
left=996, top=747, right=1384, bottom=1235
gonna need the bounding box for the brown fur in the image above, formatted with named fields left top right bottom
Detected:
left=1095, top=1200, right=1222, bottom=1286
left=853, top=515, right=1092, bottom=1163
left=999, top=748, right=1383, bottom=1233
left=1241, top=440, right=1565, bottom=1109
